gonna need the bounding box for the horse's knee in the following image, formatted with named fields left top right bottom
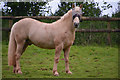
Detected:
left=15, top=53, right=21, bottom=60
left=65, top=58, right=69, bottom=63
left=55, top=58, right=59, bottom=63
left=55, top=48, right=62, bottom=54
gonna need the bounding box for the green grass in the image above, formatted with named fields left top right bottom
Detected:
left=2, top=44, right=118, bottom=78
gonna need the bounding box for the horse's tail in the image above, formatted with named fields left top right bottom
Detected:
left=8, top=29, right=16, bottom=66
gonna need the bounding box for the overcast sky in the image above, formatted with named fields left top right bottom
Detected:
left=95, top=0, right=120, bottom=16
left=48, top=0, right=120, bottom=17
left=0, top=0, right=120, bottom=17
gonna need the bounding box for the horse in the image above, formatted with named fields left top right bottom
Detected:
left=8, top=4, right=83, bottom=76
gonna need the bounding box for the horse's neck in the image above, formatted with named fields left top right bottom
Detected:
left=61, top=10, right=75, bottom=33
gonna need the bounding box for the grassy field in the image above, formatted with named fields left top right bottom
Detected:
left=2, top=43, right=118, bottom=78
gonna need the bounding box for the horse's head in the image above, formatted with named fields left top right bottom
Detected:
left=72, top=4, right=83, bottom=28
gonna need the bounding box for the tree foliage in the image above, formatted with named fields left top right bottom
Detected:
left=2, top=2, right=50, bottom=16
left=2, top=2, right=113, bottom=17
left=53, top=2, right=112, bottom=17
left=52, top=2, right=101, bottom=17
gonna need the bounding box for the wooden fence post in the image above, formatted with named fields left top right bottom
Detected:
left=9, top=20, right=13, bottom=28
left=8, top=20, right=13, bottom=38
left=107, top=21, right=111, bottom=46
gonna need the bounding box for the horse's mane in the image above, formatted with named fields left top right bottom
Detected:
left=60, top=9, right=72, bottom=20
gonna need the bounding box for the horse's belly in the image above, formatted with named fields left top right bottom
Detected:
left=36, top=43, right=55, bottom=49
left=30, top=38, right=55, bottom=49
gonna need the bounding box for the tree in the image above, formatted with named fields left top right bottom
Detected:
left=52, top=2, right=101, bottom=17
left=82, top=2, right=101, bottom=17
left=52, top=2, right=73, bottom=16
left=2, top=2, right=50, bottom=16
left=52, top=2, right=112, bottom=17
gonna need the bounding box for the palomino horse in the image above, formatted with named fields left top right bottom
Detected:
left=8, top=4, right=83, bottom=76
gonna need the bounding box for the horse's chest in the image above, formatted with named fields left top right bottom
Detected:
left=63, top=32, right=75, bottom=47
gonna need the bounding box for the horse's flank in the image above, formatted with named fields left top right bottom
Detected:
left=11, top=9, right=75, bottom=49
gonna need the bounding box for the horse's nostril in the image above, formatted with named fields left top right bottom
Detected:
left=74, top=23, right=79, bottom=27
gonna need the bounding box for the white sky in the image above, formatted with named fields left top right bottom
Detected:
left=48, top=0, right=120, bottom=16
left=48, top=0, right=60, bottom=13
left=0, top=0, right=120, bottom=17
left=95, top=0, right=120, bottom=16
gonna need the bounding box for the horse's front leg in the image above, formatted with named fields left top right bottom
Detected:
left=63, top=46, right=72, bottom=74
left=53, top=44, right=63, bottom=76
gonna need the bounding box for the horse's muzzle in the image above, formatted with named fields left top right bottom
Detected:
left=74, top=22, right=79, bottom=28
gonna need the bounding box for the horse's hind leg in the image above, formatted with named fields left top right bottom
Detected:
left=13, top=65, right=16, bottom=73
left=22, top=42, right=29, bottom=54
left=15, top=40, right=26, bottom=74
left=63, top=46, right=72, bottom=74
left=13, top=42, right=28, bottom=73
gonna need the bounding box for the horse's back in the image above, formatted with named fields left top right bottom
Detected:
left=11, top=18, right=55, bottom=49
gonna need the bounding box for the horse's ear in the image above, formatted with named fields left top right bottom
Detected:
left=72, top=4, right=75, bottom=8
left=80, top=4, right=83, bottom=8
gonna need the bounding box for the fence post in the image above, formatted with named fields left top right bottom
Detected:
left=107, top=21, right=111, bottom=46
left=9, top=20, right=13, bottom=28
left=8, top=20, right=13, bottom=39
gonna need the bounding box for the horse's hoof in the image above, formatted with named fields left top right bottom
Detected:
left=53, top=72, right=59, bottom=76
left=66, top=71, right=72, bottom=74
left=17, top=70, right=22, bottom=74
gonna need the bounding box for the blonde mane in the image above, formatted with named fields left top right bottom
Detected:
left=60, top=9, right=72, bottom=20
